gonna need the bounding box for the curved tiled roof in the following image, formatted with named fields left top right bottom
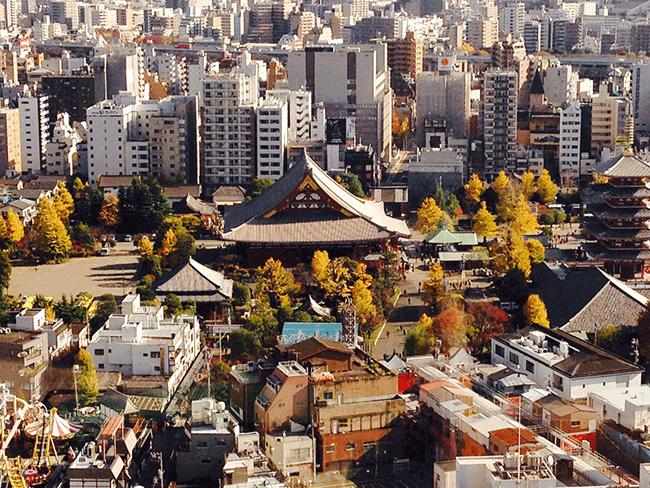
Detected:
left=154, top=258, right=233, bottom=301
left=591, top=154, right=650, bottom=178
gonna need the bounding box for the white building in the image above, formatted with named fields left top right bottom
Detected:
left=559, top=101, right=582, bottom=185
left=46, top=112, right=83, bottom=176
left=87, top=294, right=201, bottom=397
left=19, top=94, right=49, bottom=175
left=202, top=69, right=257, bottom=189
left=153, top=53, right=188, bottom=95
left=454, top=454, right=557, bottom=488
left=256, top=95, right=288, bottom=180
left=491, top=326, right=643, bottom=401
left=499, top=3, right=525, bottom=39
left=11, top=308, right=71, bottom=358
left=588, top=385, right=650, bottom=432
left=268, top=87, right=312, bottom=143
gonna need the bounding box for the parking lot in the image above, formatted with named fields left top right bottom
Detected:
left=9, top=242, right=140, bottom=299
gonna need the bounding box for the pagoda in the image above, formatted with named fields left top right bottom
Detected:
left=220, top=150, right=410, bottom=266
left=582, top=152, right=650, bottom=280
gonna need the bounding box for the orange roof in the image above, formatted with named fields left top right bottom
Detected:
left=420, top=381, right=454, bottom=392
left=489, top=427, right=538, bottom=447
left=100, top=415, right=124, bottom=439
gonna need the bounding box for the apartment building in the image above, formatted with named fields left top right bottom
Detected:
left=45, top=112, right=83, bottom=176
left=256, top=96, right=288, bottom=180
left=19, top=94, right=49, bottom=175
left=559, top=101, right=582, bottom=185
left=202, top=70, right=257, bottom=190
left=387, top=31, right=423, bottom=80
left=0, top=108, right=22, bottom=176
left=483, top=70, right=518, bottom=180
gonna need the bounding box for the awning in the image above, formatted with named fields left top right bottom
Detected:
left=439, top=250, right=489, bottom=262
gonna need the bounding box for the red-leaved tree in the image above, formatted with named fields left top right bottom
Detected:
left=466, top=302, right=511, bottom=354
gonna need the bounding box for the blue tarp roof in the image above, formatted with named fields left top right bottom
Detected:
left=279, top=322, right=343, bottom=345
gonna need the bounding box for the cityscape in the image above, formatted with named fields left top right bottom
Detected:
left=4, top=0, right=650, bottom=487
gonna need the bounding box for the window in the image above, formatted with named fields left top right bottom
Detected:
left=495, top=345, right=505, bottom=357
left=509, top=352, right=519, bottom=365
left=324, top=392, right=333, bottom=400
left=326, top=445, right=335, bottom=453
left=143, top=353, right=148, bottom=357
left=98, top=364, right=104, bottom=369
left=95, top=349, right=105, bottom=356
left=346, top=443, right=355, bottom=451
left=525, top=361, right=534, bottom=373
left=151, top=351, right=160, bottom=358
left=571, top=421, right=581, bottom=428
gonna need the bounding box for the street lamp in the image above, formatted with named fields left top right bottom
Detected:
left=73, top=364, right=80, bottom=416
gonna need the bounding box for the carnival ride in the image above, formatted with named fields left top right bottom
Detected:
left=0, top=384, right=82, bottom=488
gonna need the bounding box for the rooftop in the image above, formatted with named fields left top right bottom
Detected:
left=589, top=385, right=650, bottom=410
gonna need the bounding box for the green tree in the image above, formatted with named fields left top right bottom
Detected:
left=118, top=178, right=171, bottom=234
left=415, top=197, right=453, bottom=234
left=0, top=250, right=11, bottom=293
left=473, top=201, right=498, bottom=241
left=242, top=309, right=279, bottom=345
left=72, top=185, right=104, bottom=226
left=595, top=325, right=622, bottom=348
left=338, top=173, right=365, bottom=198
left=246, top=178, right=274, bottom=200
left=210, top=360, right=232, bottom=384
left=405, top=316, right=435, bottom=356
left=33, top=197, right=72, bottom=262
left=75, top=349, right=99, bottom=404
left=167, top=227, right=195, bottom=267
left=164, top=294, right=182, bottom=317
left=54, top=182, right=75, bottom=223
left=536, top=169, right=558, bottom=203
left=54, top=294, right=87, bottom=324
left=255, top=258, right=300, bottom=308
left=229, top=328, right=261, bottom=360
left=232, top=282, right=251, bottom=308
left=523, top=294, right=550, bottom=327
left=71, top=222, right=96, bottom=255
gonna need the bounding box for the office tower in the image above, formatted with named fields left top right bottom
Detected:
left=524, top=21, right=541, bottom=55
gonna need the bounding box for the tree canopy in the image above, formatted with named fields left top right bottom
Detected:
left=415, top=197, right=453, bottom=234
left=536, top=169, right=558, bottom=203
left=33, top=197, right=72, bottom=262
left=75, top=348, right=99, bottom=404
left=255, top=258, right=300, bottom=308
left=523, top=294, right=550, bottom=328
left=338, top=173, right=365, bottom=198
left=473, top=201, right=497, bottom=240
left=117, top=178, right=171, bottom=234
left=464, top=173, right=486, bottom=206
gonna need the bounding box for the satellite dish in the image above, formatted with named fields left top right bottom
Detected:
left=546, top=455, right=554, bottom=466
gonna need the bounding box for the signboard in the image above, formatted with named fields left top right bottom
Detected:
left=326, top=118, right=347, bottom=144
left=439, top=56, right=454, bottom=71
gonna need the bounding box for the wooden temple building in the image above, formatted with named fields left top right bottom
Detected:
left=220, top=151, right=411, bottom=266
left=582, top=153, right=650, bottom=280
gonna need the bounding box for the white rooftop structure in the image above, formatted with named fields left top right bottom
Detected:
left=589, top=385, right=650, bottom=432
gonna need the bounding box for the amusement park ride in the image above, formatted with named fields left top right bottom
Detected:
left=0, top=384, right=82, bottom=488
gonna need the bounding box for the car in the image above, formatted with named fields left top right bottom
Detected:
left=100, top=247, right=111, bottom=256
left=124, top=234, right=132, bottom=242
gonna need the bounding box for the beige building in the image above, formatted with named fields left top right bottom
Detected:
left=0, top=108, right=21, bottom=176
left=265, top=433, right=314, bottom=481
left=591, top=82, right=629, bottom=156
left=467, top=17, right=498, bottom=50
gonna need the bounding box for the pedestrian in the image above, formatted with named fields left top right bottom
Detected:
left=408, top=298, right=411, bottom=305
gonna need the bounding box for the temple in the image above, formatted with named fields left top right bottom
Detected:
left=220, top=151, right=411, bottom=266
left=582, top=153, right=650, bottom=280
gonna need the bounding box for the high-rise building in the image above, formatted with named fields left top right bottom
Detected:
left=93, top=47, right=146, bottom=103
left=416, top=71, right=471, bottom=145
left=288, top=44, right=392, bottom=164
left=387, top=31, right=423, bottom=79
left=466, top=17, right=499, bottom=50
left=46, top=112, right=82, bottom=176
left=544, top=65, right=578, bottom=107
left=482, top=70, right=518, bottom=180
left=631, top=23, right=650, bottom=54
left=18, top=94, right=49, bottom=175
left=559, top=100, right=582, bottom=185
left=267, top=87, right=312, bottom=142
left=202, top=70, right=257, bottom=189
left=4, top=0, right=17, bottom=28
left=523, top=21, right=541, bottom=55
left=499, top=2, right=525, bottom=38
left=591, top=82, right=626, bottom=155
left=632, top=63, right=650, bottom=136
left=256, top=96, right=288, bottom=179
left=42, top=74, right=95, bottom=124
left=0, top=108, right=22, bottom=176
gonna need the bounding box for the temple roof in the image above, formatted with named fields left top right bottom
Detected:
left=582, top=241, right=650, bottom=261
left=154, top=258, right=233, bottom=302
left=582, top=217, right=650, bottom=239
left=591, top=153, right=650, bottom=178
left=603, top=186, right=650, bottom=198
left=221, top=151, right=410, bottom=243
left=585, top=202, right=650, bottom=219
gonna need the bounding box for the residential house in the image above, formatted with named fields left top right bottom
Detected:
left=176, top=398, right=239, bottom=484
left=488, top=427, right=540, bottom=455
left=491, top=324, right=643, bottom=401
left=283, top=337, right=352, bottom=372
left=230, top=359, right=278, bottom=429
left=0, top=197, right=37, bottom=224
left=265, top=432, right=314, bottom=481
left=11, top=308, right=71, bottom=357
left=86, top=293, right=201, bottom=399
left=0, top=328, right=49, bottom=401
left=254, top=361, right=309, bottom=439
left=97, top=175, right=136, bottom=197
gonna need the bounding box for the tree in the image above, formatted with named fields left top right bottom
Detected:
left=422, top=263, right=446, bottom=310
left=510, top=195, right=539, bottom=235
left=637, top=307, right=650, bottom=361
left=118, top=178, right=171, bottom=234
left=491, top=171, right=515, bottom=221
left=466, top=302, right=510, bottom=354
left=0, top=250, right=10, bottom=294
left=243, top=309, right=279, bottom=346
left=210, top=361, right=231, bottom=384
left=536, top=169, right=558, bottom=203
left=432, top=307, right=468, bottom=350
left=5, top=209, right=24, bottom=244
left=99, top=195, right=120, bottom=227
left=167, top=228, right=195, bottom=267
left=415, top=198, right=452, bottom=234
left=158, top=228, right=177, bottom=265
left=527, top=239, right=546, bottom=265
left=464, top=174, right=486, bottom=206
left=521, top=172, right=536, bottom=200
left=73, top=185, right=104, bottom=226
left=312, top=250, right=331, bottom=284
left=246, top=178, right=274, bottom=200
left=164, top=294, right=182, bottom=317
left=338, top=173, right=365, bottom=198
left=595, top=325, right=622, bottom=348
left=523, top=294, right=550, bottom=328
left=139, top=236, right=154, bottom=257
left=71, top=222, right=96, bottom=255
left=491, top=231, right=531, bottom=277
left=33, top=197, right=72, bottom=262
left=53, top=182, right=75, bottom=223
left=54, top=294, right=87, bottom=324
left=255, top=258, right=299, bottom=308
left=351, top=278, right=377, bottom=333
left=75, top=349, right=99, bottom=404
left=229, top=328, right=261, bottom=360
left=404, top=314, right=435, bottom=356
left=473, top=201, right=498, bottom=241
